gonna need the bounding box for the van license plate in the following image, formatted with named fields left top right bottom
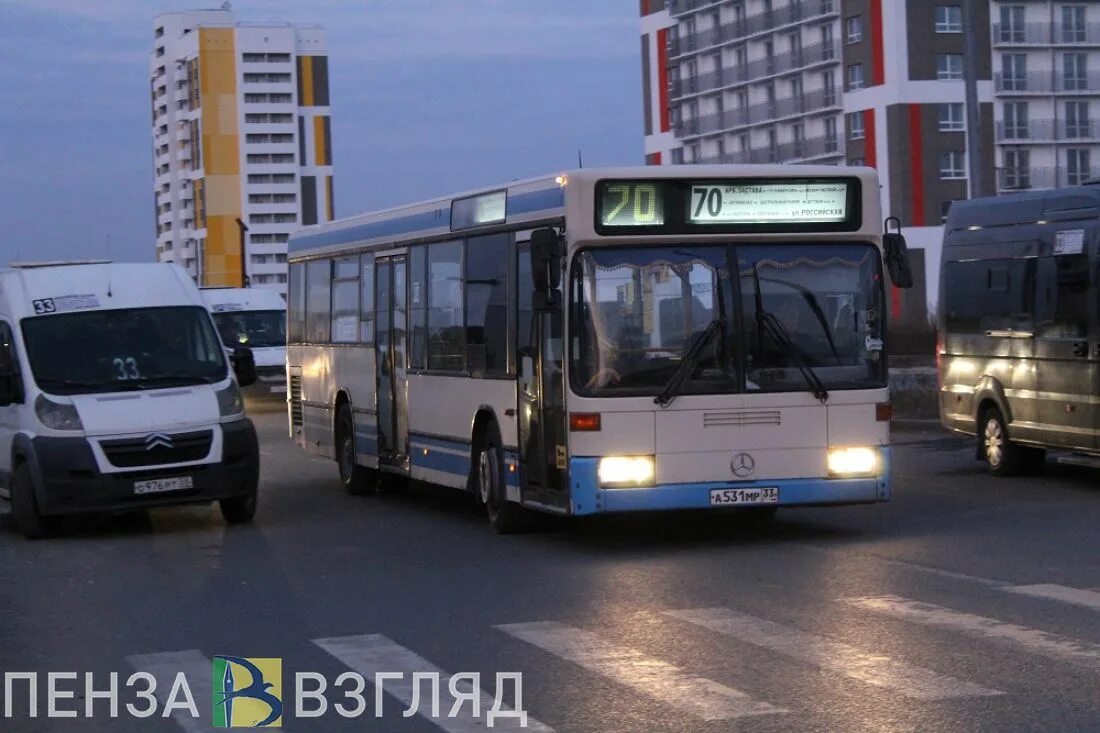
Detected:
left=134, top=477, right=194, bottom=495
left=710, top=487, right=779, bottom=505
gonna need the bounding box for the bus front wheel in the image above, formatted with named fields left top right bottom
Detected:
left=475, top=424, right=529, bottom=534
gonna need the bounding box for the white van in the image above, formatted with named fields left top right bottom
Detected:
left=200, top=287, right=287, bottom=399
left=0, top=262, right=261, bottom=537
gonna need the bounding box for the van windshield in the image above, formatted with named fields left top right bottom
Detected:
left=22, top=306, right=228, bottom=395
left=212, top=309, right=286, bottom=348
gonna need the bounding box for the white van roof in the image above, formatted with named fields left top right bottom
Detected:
left=0, top=262, right=202, bottom=319
left=200, top=287, right=286, bottom=313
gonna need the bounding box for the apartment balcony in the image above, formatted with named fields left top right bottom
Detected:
left=995, top=71, right=1100, bottom=95
left=670, top=41, right=840, bottom=100
left=996, top=166, right=1096, bottom=192
left=699, top=134, right=842, bottom=165
left=992, top=22, right=1100, bottom=47
left=996, top=119, right=1100, bottom=143
left=669, top=0, right=837, bottom=57
left=677, top=87, right=840, bottom=138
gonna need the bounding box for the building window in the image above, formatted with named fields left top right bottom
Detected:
left=846, top=16, right=862, bottom=44
left=1067, top=148, right=1091, bottom=185
left=427, top=241, right=464, bottom=371
left=671, top=148, right=684, bottom=164
left=846, top=63, right=864, bottom=91
left=1065, top=101, right=1090, bottom=138
left=1062, top=5, right=1086, bottom=43
left=824, top=117, right=838, bottom=150
left=999, top=5, right=1025, bottom=43
left=937, top=54, right=963, bottom=80
left=935, top=6, right=962, bottom=33
left=940, top=151, right=967, bottom=179
left=1063, top=53, right=1088, bottom=91
left=849, top=158, right=865, bottom=167
left=1001, top=53, right=1028, bottom=91
left=939, top=102, right=965, bottom=131
left=1003, top=101, right=1029, bottom=139
left=847, top=111, right=865, bottom=140
left=1003, top=149, right=1030, bottom=190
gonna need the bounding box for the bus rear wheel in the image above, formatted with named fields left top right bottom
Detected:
left=337, top=403, right=374, bottom=495
left=475, top=425, right=528, bottom=534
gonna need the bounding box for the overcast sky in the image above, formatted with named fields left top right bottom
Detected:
left=0, top=1, right=642, bottom=263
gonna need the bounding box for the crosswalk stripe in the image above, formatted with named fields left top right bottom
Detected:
left=846, top=595, right=1100, bottom=670
left=313, top=633, right=554, bottom=732
left=663, top=607, right=1003, bottom=700
left=126, top=650, right=215, bottom=733
left=1004, top=584, right=1100, bottom=612
left=495, top=620, right=786, bottom=721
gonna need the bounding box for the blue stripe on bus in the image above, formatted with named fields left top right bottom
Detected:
left=288, top=186, right=564, bottom=255
left=355, top=435, right=378, bottom=456
left=413, top=447, right=471, bottom=478
left=409, top=433, right=470, bottom=452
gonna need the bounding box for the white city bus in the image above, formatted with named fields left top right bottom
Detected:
left=201, top=287, right=288, bottom=399
left=286, top=166, right=913, bottom=532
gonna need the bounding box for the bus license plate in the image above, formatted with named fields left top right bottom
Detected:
left=134, top=476, right=194, bottom=495
left=710, top=487, right=779, bottom=506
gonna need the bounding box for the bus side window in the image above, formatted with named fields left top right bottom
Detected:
left=288, top=262, right=305, bottom=342
left=1036, top=254, right=1089, bottom=339
left=517, top=245, right=534, bottom=377
left=465, top=233, right=511, bottom=377
left=409, top=246, right=427, bottom=369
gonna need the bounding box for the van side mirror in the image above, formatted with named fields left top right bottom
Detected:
left=530, top=228, right=563, bottom=294
left=230, top=346, right=258, bottom=388
left=883, top=217, right=914, bottom=289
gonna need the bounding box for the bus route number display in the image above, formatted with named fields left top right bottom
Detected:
left=688, top=182, right=849, bottom=224
left=599, top=182, right=665, bottom=227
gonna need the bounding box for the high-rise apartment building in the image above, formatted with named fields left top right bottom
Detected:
left=150, top=8, right=334, bottom=294
left=641, top=0, right=1005, bottom=315
left=992, top=1, right=1100, bottom=192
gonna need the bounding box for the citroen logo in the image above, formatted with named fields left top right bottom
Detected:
left=145, top=433, right=173, bottom=451
left=731, top=452, right=755, bottom=478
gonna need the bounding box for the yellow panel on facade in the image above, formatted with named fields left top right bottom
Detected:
left=313, top=116, right=327, bottom=166
left=198, top=27, right=242, bottom=287
left=300, top=55, right=314, bottom=106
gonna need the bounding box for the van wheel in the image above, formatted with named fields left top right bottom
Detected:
left=475, top=424, right=529, bottom=534
left=220, top=487, right=257, bottom=524
left=336, top=403, right=374, bottom=495
left=982, top=407, right=1025, bottom=477
left=11, top=463, right=53, bottom=539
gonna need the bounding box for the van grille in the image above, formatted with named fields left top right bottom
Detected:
left=100, top=430, right=213, bottom=468
left=703, top=410, right=781, bottom=427
left=289, top=375, right=303, bottom=427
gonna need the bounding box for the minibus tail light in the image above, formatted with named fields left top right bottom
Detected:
left=570, top=413, right=601, bottom=432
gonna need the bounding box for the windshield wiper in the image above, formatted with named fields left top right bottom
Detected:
left=760, top=313, right=829, bottom=403
left=654, top=318, right=724, bottom=408
left=133, top=375, right=220, bottom=388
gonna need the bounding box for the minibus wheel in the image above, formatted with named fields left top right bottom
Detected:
left=981, top=407, right=1024, bottom=477
left=475, top=423, right=528, bottom=534
left=220, top=487, right=257, bottom=524
left=11, top=463, right=53, bottom=539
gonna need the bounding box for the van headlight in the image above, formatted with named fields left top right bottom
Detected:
left=35, top=395, right=83, bottom=431
left=598, top=456, right=655, bottom=488
left=827, top=447, right=879, bottom=477
left=216, top=382, right=244, bottom=418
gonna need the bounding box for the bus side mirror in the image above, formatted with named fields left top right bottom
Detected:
left=231, top=346, right=258, bottom=388
left=530, top=228, right=563, bottom=293
left=883, top=217, right=914, bottom=289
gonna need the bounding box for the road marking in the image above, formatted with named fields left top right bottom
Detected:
left=126, top=650, right=215, bottom=733
left=785, top=542, right=1009, bottom=587
left=314, top=633, right=553, bottom=732
left=663, top=607, right=1002, bottom=700
left=846, top=595, right=1100, bottom=670
left=1004, top=584, right=1100, bottom=612
left=495, top=621, right=786, bottom=721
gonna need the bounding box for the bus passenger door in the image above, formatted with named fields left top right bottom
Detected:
left=516, top=246, right=566, bottom=505
left=376, top=256, right=410, bottom=469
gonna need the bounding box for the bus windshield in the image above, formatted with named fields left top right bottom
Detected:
left=22, top=306, right=228, bottom=395
left=212, top=310, right=287, bottom=348
left=570, top=243, right=885, bottom=397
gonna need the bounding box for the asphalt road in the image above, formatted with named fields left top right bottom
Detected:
left=4, top=412, right=1100, bottom=732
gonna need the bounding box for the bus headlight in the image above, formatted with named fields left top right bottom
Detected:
left=216, top=382, right=244, bottom=419
left=827, top=447, right=879, bottom=477
left=35, top=395, right=83, bottom=431
left=598, top=456, right=655, bottom=488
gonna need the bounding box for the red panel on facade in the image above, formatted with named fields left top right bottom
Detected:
left=908, top=104, right=925, bottom=226
left=640, top=0, right=649, bottom=15
left=870, top=0, right=885, bottom=86
left=657, top=28, right=670, bottom=133
left=646, top=152, right=663, bottom=165
left=864, top=109, right=877, bottom=168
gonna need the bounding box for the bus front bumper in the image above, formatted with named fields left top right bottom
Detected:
left=567, top=450, right=890, bottom=516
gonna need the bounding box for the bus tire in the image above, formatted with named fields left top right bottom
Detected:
left=981, top=407, right=1024, bottom=477
left=336, top=403, right=374, bottom=495
left=475, top=424, right=528, bottom=534
left=11, top=463, right=53, bottom=539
